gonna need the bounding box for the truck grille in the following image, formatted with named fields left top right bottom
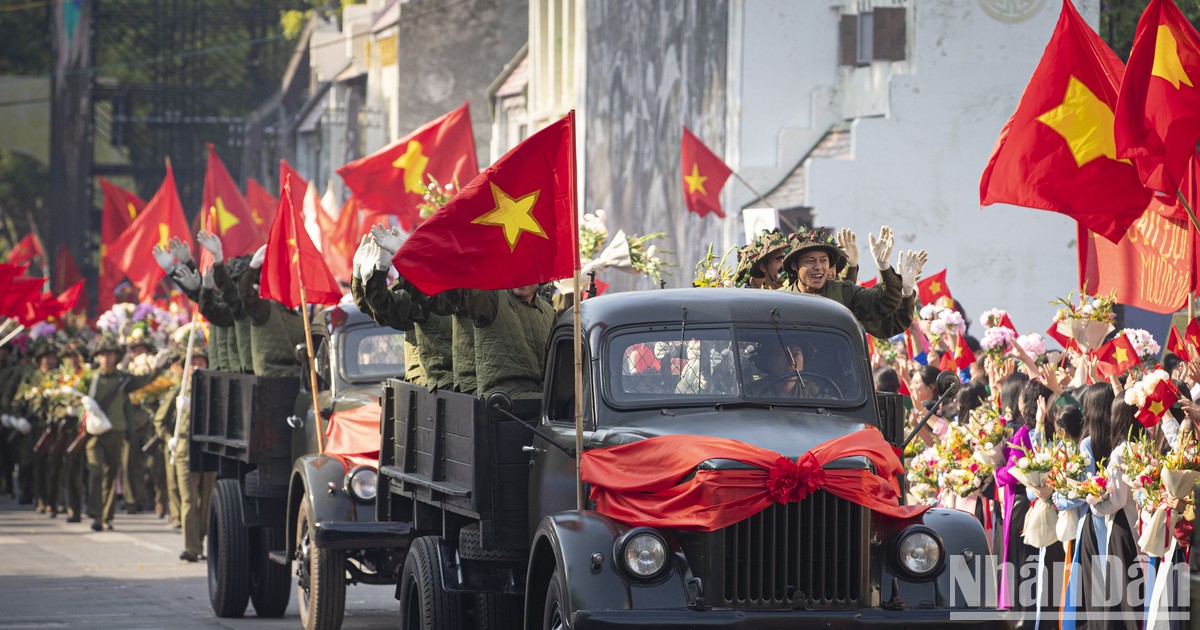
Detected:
left=687, top=491, right=866, bottom=610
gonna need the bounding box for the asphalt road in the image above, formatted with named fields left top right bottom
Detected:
left=0, top=497, right=398, bottom=629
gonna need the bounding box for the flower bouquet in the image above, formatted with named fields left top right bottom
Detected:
left=1012, top=443, right=1059, bottom=548
left=1050, top=290, right=1117, bottom=351
left=1123, top=367, right=1173, bottom=411
left=1046, top=441, right=1091, bottom=542
left=415, top=174, right=459, bottom=219
left=979, top=326, right=1017, bottom=362
left=1124, top=433, right=1174, bottom=556
left=1119, top=328, right=1162, bottom=369
left=1009, top=443, right=1054, bottom=489
left=691, top=243, right=738, bottom=288
left=944, top=460, right=994, bottom=499
left=1012, top=333, right=1048, bottom=365
left=627, top=232, right=673, bottom=284
left=1161, top=430, right=1200, bottom=505
left=579, top=209, right=609, bottom=260
left=905, top=444, right=940, bottom=507
left=966, top=405, right=1009, bottom=466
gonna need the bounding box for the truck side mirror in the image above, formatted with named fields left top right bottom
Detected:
left=935, top=370, right=961, bottom=397
left=294, top=343, right=308, bottom=367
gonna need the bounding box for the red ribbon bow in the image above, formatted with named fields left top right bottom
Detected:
left=766, top=453, right=825, bottom=503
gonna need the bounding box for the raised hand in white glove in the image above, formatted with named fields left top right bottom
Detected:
left=352, top=234, right=372, bottom=283
left=372, top=237, right=393, bottom=272
left=167, top=437, right=178, bottom=453
left=868, top=225, right=895, bottom=271
left=167, top=236, right=193, bottom=265
left=0, top=414, right=11, bottom=429
left=152, top=347, right=173, bottom=370
left=249, top=245, right=267, bottom=269
left=13, top=417, right=31, bottom=435
left=896, top=251, right=919, bottom=297
left=201, top=270, right=215, bottom=290
left=174, top=266, right=201, bottom=292
left=836, top=228, right=859, bottom=268
left=196, top=231, right=224, bottom=262
left=152, top=244, right=177, bottom=274
left=358, top=240, right=381, bottom=283
left=370, top=224, right=404, bottom=256
left=176, top=394, right=190, bottom=412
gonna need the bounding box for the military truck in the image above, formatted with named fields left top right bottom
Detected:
left=377, top=288, right=1009, bottom=629
left=191, top=299, right=410, bottom=629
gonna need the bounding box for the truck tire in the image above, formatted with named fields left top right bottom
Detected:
left=249, top=525, right=291, bottom=617
left=542, top=568, right=568, bottom=630
left=399, top=536, right=462, bottom=630
left=296, top=504, right=346, bottom=630
left=472, top=592, right=522, bottom=630
left=207, top=479, right=250, bottom=618
left=458, top=524, right=525, bottom=563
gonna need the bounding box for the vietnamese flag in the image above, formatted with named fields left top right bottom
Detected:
left=392, top=112, right=577, bottom=296
left=980, top=0, right=1152, bottom=242
left=202, top=145, right=263, bottom=257
left=108, top=164, right=193, bottom=302
left=324, top=197, right=360, bottom=286
left=1114, top=0, right=1200, bottom=197
left=6, top=233, right=44, bottom=267
left=917, top=268, right=953, bottom=305
left=52, top=244, right=87, bottom=315
left=337, top=103, right=479, bottom=231
left=0, top=263, right=25, bottom=297
left=1136, top=377, right=1181, bottom=427
left=97, top=177, right=146, bottom=313
left=0, top=277, right=43, bottom=322
left=259, top=175, right=342, bottom=309
left=953, top=333, right=976, bottom=371
left=860, top=277, right=878, bottom=289
left=1186, top=318, right=1200, bottom=355
left=245, top=177, right=278, bottom=235
left=1096, top=333, right=1140, bottom=377
left=1167, top=325, right=1190, bottom=361
left=680, top=126, right=733, bottom=218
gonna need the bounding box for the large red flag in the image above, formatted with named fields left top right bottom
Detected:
left=108, top=164, right=193, bottom=302
left=979, top=0, right=1152, bottom=243
left=323, top=197, right=360, bottom=286
left=680, top=126, right=733, bottom=218
left=0, top=277, right=43, bottom=322
left=392, top=113, right=577, bottom=296
left=1114, top=0, right=1200, bottom=197
left=202, top=145, right=263, bottom=257
left=245, top=177, right=278, bottom=236
left=52, top=244, right=87, bottom=315
left=98, top=177, right=146, bottom=312
left=6, top=233, right=44, bottom=267
left=337, top=103, right=479, bottom=231
left=259, top=175, right=342, bottom=309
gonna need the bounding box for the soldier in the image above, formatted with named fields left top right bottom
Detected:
left=743, top=229, right=790, bottom=290
left=14, top=339, right=59, bottom=511
left=56, top=342, right=89, bottom=522
left=0, top=342, right=27, bottom=499
left=196, top=231, right=255, bottom=374
left=153, top=237, right=236, bottom=373
left=77, top=334, right=169, bottom=531
left=156, top=344, right=214, bottom=560
left=121, top=332, right=157, bottom=514
left=442, top=284, right=555, bottom=399
left=237, top=246, right=306, bottom=377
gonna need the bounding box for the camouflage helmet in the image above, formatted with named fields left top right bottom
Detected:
left=27, top=338, right=59, bottom=360
left=90, top=333, right=126, bottom=360
left=782, top=226, right=847, bottom=277
left=733, top=241, right=760, bottom=287
left=58, top=340, right=86, bottom=361
left=748, top=228, right=790, bottom=278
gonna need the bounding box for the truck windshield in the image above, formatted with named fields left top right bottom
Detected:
left=341, top=326, right=407, bottom=382
left=607, top=326, right=865, bottom=407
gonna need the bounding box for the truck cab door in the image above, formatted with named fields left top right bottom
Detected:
left=528, top=336, right=592, bottom=532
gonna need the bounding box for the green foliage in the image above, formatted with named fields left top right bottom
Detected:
left=1100, top=0, right=1200, bottom=61
left=0, top=150, right=48, bottom=252
left=0, top=3, right=50, bottom=76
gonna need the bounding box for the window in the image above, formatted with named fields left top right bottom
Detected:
left=856, top=11, right=874, bottom=65
left=839, top=7, right=907, bottom=66
left=546, top=337, right=591, bottom=425
left=341, top=326, right=407, bottom=381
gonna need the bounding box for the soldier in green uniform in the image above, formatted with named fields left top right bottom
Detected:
left=56, top=342, right=88, bottom=522
left=0, top=343, right=24, bottom=498
left=442, top=285, right=555, bottom=399
left=156, top=344, right=213, bottom=561
left=77, top=334, right=168, bottom=531
left=154, top=237, right=236, bottom=373
left=197, top=231, right=255, bottom=374
left=121, top=334, right=156, bottom=514
left=15, top=339, right=59, bottom=511
left=779, top=226, right=923, bottom=340
left=742, top=229, right=790, bottom=290
left=237, top=246, right=306, bottom=378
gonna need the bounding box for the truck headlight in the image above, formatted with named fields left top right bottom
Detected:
left=617, top=528, right=669, bottom=580
left=895, top=526, right=943, bottom=579
left=343, top=466, right=378, bottom=503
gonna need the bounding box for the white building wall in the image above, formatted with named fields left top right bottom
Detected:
left=803, top=0, right=1099, bottom=337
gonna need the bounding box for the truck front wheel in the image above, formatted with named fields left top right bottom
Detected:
left=295, top=503, right=346, bottom=630
left=542, top=568, right=568, bottom=630
left=207, top=479, right=250, bottom=618
left=399, top=535, right=462, bottom=630
left=249, top=525, right=291, bottom=617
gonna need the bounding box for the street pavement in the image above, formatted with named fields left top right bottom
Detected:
left=0, top=497, right=398, bottom=629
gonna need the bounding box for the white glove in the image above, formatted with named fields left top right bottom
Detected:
left=196, top=231, right=224, bottom=262
left=174, top=266, right=201, bottom=292
left=13, top=417, right=31, bottom=435
left=201, top=270, right=215, bottom=290
left=370, top=224, right=405, bottom=256
left=152, top=244, right=177, bottom=274
left=352, top=234, right=372, bottom=283
left=176, top=394, right=190, bottom=412
left=167, top=437, right=178, bottom=453
left=1, top=414, right=11, bottom=429
left=357, top=240, right=379, bottom=283
left=152, top=348, right=173, bottom=370
left=836, top=228, right=859, bottom=268
left=249, top=245, right=267, bottom=269
left=167, top=236, right=193, bottom=265
left=868, top=225, right=895, bottom=271
left=372, top=237, right=392, bottom=272
left=897, top=249, right=928, bottom=297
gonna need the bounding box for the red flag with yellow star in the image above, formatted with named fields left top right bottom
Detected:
left=245, top=177, right=278, bottom=236
left=5, top=233, right=44, bottom=267
left=259, top=174, right=342, bottom=309
left=1114, top=0, right=1200, bottom=197
left=108, top=164, right=193, bottom=302
left=323, top=196, right=360, bottom=286
left=202, top=145, right=263, bottom=258
left=680, top=126, right=732, bottom=218
left=392, top=113, right=576, bottom=296
left=916, top=268, right=953, bottom=305
left=1167, top=324, right=1190, bottom=361
left=1136, top=377, right=1181, bottom=427
left=337, top=103, right=478, bottom=231
left=1185, top=318, right=1200, bottom=354
left=1095, top=333, right=1140, bottom=377
left=97, top=177, right=147, bottom=311
left=979, top=0, right=1152, bottom=243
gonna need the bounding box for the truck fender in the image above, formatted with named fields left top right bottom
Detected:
left=524, top=511, right=689, bottom=628
left=879, top=507, right=997, bottom=610
left=284, top=454, right=360, bottom=559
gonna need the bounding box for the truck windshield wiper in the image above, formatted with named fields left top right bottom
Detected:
left=714, top=401, right=774, bottom=411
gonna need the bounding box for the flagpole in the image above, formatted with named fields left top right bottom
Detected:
left=569, top=111, right=585, bottom=511
left=286, top=175, right=326, bottom=454
left=0, top=325, right=25, bottom=349
left=170, top=308, right=200, bottom=466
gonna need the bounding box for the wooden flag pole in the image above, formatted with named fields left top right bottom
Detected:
left=0, top=324, right=24, bottom=348
left=170, top=311, right=200, bottom=465
left=284, top=174, right=325, bottom=454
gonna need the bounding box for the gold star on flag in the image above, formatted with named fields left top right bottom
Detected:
left=1150, top=399, right=1165, bottom=415
left=212, top=197, right=240, bottom=234
left=1037, top=76, right=1129, bottom=168
left=1114, top=345, right=1129, bottom=365
left=1153, top=25, right=1194, bottom=89
left=126, top=202, right=138, bottom=221
left=158, top=223, right=170, bottom=248
left=392, top=141, right=429, bottom=194
left=684, top=163, right=708, bottom=195
left=251, top=209, right=264, bottom=225
left=471, top=182, right=546, bottom=251
left=930, top=281, right=942, bottom=295
left=287, top=237, right=299, bottom=264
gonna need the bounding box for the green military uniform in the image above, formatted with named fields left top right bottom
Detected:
left=153, top=376, right=183, bottom=525
left=0, top=356, right=26, bottom=498
left=451, top=314, right=477, bottom=395
left=451, top=289, right=555, bottom=399
left=157, top=380, right=215, bottom=556
left=358, top=270, right=453, bottom=388
left=82, top=363, right=160, bottom=529
left=238, top=267, right=306, bottom=377
left=215, top=259, right=255, bottom=373
left=15, top=363, right=56, bottom=510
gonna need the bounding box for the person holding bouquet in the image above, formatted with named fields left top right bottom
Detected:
left=1089, top=399, right=1146, bottom=630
